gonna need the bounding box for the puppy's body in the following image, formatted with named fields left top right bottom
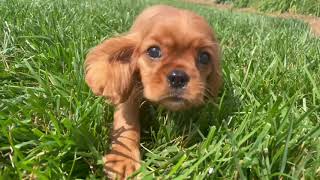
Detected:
left=85, top=5, right=221, bottom=179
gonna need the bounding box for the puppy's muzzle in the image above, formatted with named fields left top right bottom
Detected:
left=167, top=70, right=190, bottom=89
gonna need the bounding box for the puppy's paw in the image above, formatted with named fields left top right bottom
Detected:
left=104, top=150, right=140, bottom=179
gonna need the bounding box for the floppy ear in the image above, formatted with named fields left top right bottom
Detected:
left=85, top=35, right=137, bottom=105
left=207, top=42, right=222, bottom=98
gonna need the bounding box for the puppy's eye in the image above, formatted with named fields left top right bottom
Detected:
left=147, top=46, right=161, bottom=59
left=198, top=52, right=210, bottom=65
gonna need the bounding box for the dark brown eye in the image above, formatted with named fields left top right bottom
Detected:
left=147, top=46, right=161, bottom=59
left=198, top=52, right=210, bottom=65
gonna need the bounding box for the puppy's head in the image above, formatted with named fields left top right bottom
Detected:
left=85, top=5, right=222, bottom=110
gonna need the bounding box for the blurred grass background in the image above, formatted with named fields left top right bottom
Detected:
left=215, top=0, right=320, bottom=16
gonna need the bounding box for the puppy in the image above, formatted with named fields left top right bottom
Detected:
left=85, top=5, right=222, bottom=179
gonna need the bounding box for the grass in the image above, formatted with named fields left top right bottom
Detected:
left=1, top=0, right=320, bottom=179
left=216, top=0, right=320, bottom=17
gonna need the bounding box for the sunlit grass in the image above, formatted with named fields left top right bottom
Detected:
left=217, top=0, right=320, bottom=16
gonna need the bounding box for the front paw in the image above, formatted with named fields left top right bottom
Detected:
left=104, top=149, right=140, bottom=179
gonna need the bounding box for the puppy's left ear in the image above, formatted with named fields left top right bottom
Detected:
left=207, top=42, right=222, bottom=98
left=85, top=34, right=138, bottom=104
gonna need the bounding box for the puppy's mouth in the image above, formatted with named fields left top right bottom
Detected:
left=161, top=96, right=186, bottom=102
left=158, top=94, right=191, bottom=111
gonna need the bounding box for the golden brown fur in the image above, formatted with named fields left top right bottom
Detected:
left=85, top=5, right=222, bottom=179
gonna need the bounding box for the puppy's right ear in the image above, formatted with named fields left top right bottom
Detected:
left=85, top=34, right=137, bottom=105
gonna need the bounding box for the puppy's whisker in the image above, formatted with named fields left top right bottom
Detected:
left=205, top=93, right=213, bottom=100
left=139, top=100, right=148, bottom=108
left=191, top=83, right=212, bottom=100
left=206, top=42, right=219, bottom=46
left=131, top=85, right=144, bottom=103
left=194, top=82, right=212, bottom=96
left=204, top=89, right=215, bottom=100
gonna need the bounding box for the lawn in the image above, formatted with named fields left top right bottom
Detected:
left=216, top=0, right=320, bottom=17
left=1, top=0, right=320, bottom=179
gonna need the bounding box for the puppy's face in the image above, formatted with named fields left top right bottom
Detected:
left=85, top=6, right=221, bottom=110
left=134, top=11, right=220, bottom=111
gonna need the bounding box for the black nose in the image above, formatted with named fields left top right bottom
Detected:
left=167, top=70, right=190, bottom=89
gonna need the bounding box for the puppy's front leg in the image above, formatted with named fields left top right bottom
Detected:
left=104, top=96, right=141, bottom=179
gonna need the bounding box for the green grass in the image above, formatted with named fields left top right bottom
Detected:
left=1, top=0, right=320, bottom=179
left=216, top=0, right=320, bottom=17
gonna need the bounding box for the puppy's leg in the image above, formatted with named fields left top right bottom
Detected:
left=104, top=95, right=141, bottom=179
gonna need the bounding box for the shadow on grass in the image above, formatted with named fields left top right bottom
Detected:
left=140, top=84, right=241, bottom=148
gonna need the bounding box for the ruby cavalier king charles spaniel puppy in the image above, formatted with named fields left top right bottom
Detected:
left=85, top=5, right=222, bottom=179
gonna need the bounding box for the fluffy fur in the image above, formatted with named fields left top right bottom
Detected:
left=85, top=5, right=222, bottom=179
